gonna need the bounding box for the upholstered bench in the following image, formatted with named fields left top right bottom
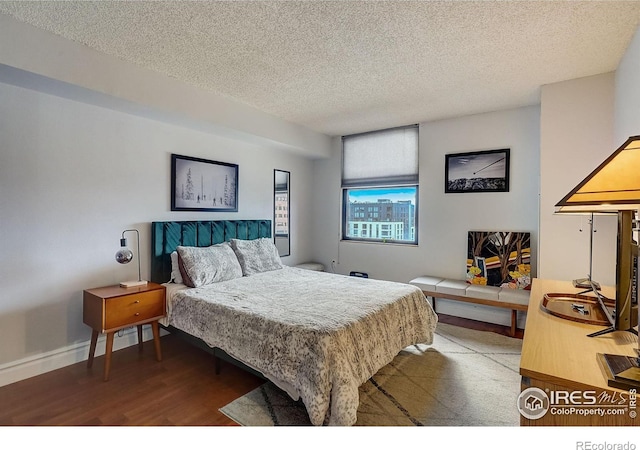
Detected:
left=409, top=276, right=530, bottom=336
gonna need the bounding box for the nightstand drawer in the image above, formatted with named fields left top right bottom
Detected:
left=104, top=289, right=165, bottom=330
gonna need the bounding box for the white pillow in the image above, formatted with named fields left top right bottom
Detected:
left=176, top=243, right=243, bottom=288
left=230, top=238, right=283, bottom=276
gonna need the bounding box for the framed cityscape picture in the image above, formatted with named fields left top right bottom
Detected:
left=445, top=148, right=510, bottom=193
left=171, top=154, right=238, bottom=212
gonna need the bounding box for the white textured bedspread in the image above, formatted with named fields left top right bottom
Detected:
left=168, top=267, right=438, bottom=426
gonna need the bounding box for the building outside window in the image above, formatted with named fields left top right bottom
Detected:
left=275, top=192, right=288, bottom=235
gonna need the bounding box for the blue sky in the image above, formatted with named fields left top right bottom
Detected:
left=348, top=186, right=416, bottom=204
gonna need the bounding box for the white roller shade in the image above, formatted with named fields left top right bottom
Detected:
left=342, top=125, right=418, bottom=187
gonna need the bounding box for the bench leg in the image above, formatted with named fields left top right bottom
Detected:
left=510, top=310, right=517, bottom=337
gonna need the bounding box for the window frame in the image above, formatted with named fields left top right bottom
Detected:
left=341, top=184, right=419, bottom=245
left=341, top=125, right=419, bottom=245
left=340, top=125, right=419, bottom=245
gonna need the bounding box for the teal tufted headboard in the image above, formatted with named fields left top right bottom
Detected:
left=150, top=220, right=272, bottom=284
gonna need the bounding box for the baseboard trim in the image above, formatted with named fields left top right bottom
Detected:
left=0, top=326, right=164, bottom=388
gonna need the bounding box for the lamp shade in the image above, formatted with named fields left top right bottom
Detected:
left=555, top=135, right=640, bottom=212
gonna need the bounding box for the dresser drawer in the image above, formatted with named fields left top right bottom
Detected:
left=104, top=289, right=165, bottom=331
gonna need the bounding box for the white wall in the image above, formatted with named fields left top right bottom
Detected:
left=539, top=73, right=617, bottom=286
left=0, top=81, right=315, bottom=385
left=615, top=27, right=640, bottom=143
left=312, top=106, right=540, bottom=327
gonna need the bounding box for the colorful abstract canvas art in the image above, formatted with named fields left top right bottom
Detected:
left=467, top=231, right=531, bottom=289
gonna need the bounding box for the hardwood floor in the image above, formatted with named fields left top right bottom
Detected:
left=0, top=314, right=521, bottom=426
left=0, top=333, right=264, bottom=426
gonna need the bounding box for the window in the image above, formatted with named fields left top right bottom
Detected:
left=342, top=125, right=418, bottom=244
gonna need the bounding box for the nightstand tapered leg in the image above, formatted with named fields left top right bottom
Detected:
left=151, top=321, right=162, bottom=361
left=87, top=330, right=99, bottom=368
left=104, top=332, right=115, bottom=381
left=137, top=325, right=144, bottom=352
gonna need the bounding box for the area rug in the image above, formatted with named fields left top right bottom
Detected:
left=219, top=322, right=523, bottom=426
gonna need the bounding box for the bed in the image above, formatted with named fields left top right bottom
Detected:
left=151, top=220, right=438, bottom=426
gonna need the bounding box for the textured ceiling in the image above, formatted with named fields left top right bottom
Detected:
left=2, top=1, right=640, bottom=137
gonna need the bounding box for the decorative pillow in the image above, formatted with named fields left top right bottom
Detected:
left=176, top=243, right=243, bottom=288
left=170, top=251, right=183, bottom=284
left=230, top=238, right=283, bottom=276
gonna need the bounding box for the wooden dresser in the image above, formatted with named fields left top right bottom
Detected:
left=519, top=278, right=638, bottom=426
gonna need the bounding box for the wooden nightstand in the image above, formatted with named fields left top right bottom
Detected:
left=83, top=282, right=166, bottom=381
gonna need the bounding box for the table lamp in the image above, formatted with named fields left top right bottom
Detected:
left=555, top=135, right=640, bottom=389
left=115, top=229, right=147, bottom=288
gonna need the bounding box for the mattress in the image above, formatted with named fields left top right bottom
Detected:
left=164, top=266, right=438, bottom=425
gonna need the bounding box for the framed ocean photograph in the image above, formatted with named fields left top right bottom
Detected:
left=171, top=154, right=238, bottom=212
